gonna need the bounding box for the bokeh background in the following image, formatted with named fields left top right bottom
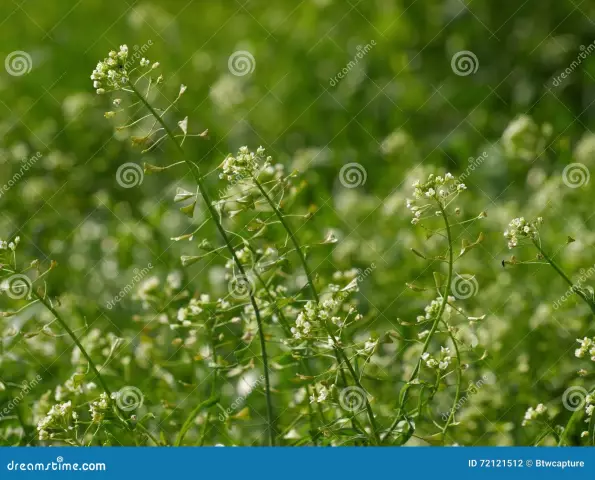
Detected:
left=1, top=0, right=595, bottom=446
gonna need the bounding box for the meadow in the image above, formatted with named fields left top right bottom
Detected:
left=1, top=0, right=595, bottom=447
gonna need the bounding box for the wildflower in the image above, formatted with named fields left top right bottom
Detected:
left=309, top=384, right=331, bottom=403
left=90, top=393, right=111, bottom=423
left=407, top=172, right=466, bottom=223
left=219, top=146, right=272, bottom=182
left=422, top=347, right=451, bottom=371
left=522, top=403, right=547, bottom=426
left=575, top=337, right=595, bottom=360
left=503, top=217, right=539, bottom=249
left=91, top=44, right=159, bottom=94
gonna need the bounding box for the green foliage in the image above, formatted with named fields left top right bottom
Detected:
left=1, top=0, right=595, bottom=447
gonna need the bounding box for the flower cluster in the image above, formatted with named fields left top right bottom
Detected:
left=575, top=337, right=595, bottom=361
left=580, top=393, right=595, bottom=438
left=309, top=384, right=332, bottom=404
left=417, top=296, right=455, bottom=322
left=0, top=236, right=19, bottom=251
left=291, top=298, right=338, bottom=340
left=503, top=217, right=542, bottom=249
left=219, top=146, right=271, bottom=182
left=91, top=45, right=158, bottom=95
left=407, top=173, right=466, bottom=224
left=521, top=403, right=547, bottom=427
left=421, top=346, right=452, bottom=371
left=37, top=401, right=75, bottom=440
left=90, top=393, right=111, bottom=423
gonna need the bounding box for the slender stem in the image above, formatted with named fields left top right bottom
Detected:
left=136, top=423, right=161, bottom=446
left=253, top=178, right=319, bottom=302
left=384, top=200, right=454, bottom=443
left=33, top=291, right=111, bottom=397
left=253, top=177, right=380, bottom=444
left=129, top=83, right=275, bottom=446
left=438, top=208, right=460, bottom=442
left=175, top=395, right=220, bottom=446
left=532, top=239, right=595, bottom=444
left=558, top=408, right=584, bottom=446
left=533, top=239, right=595, bottom=314
left=251, top=268, right=328, bottom=430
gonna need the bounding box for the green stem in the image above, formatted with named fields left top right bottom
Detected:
left=129, top=83, right=275, bottom=446
left=175, top=395, right=220, bottom=446
left=384, top=200, right=454, bottom=443
left=33, top=291, right=111, bottom=397
left=253, top=178, right=319, bottom=302
left=531, top=240, right=595, bottom=445
left=533, top=239, right=595, bottom=314
left=253, top=177, right=379, bottom=444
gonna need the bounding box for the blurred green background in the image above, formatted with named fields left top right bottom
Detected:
left=2, top=0, right=595, bottom=446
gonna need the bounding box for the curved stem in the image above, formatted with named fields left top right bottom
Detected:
left=128, top=84, right=275, bottom=446
left=532, top=239, right=595, bottom=314
left=531, top=241, right=595, bottom=444
left=33, top=291, right=111, bottom=397
left=253, top=178, right=319, bottom=302
left=253, top=177, right=380, bottom=444
left=385, top=200, right=454, bottom=443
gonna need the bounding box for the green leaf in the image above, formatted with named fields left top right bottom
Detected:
left=180, top=201, right=196, bottom=217
left=174, top=187, right=195, bottom=203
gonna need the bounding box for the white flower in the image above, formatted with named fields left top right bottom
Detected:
left=219, top=146, right=271, bottom=182
left=522, top=403, right=547, bottom=426
left=504, top=217, right=539, bottom=249
left=91, top=45, right=158, bottom=94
